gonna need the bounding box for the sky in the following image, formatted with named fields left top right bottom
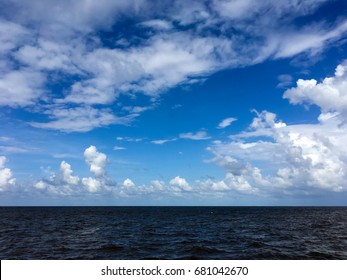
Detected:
left=1, top=0, right=347, bottom=205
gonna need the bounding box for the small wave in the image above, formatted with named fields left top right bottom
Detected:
left=187, top=245, right=227, bottom=255
left=98, top=244, right=124, bottom=252
left=307, top=251, right=338, bottom=260
left=249, top=241, right=265, bottom=248
left=79, top=227, right=100, bottom=235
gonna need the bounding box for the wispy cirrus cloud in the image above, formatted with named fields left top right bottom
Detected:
left=217, top=117, right=237, bottom=129
left=179, top=131, right=210, bottom=140
left=1, top=0, right=346, bottom=132
left=30, top=106, right=137, bottom=132
left=151, top=138, right=177, bottom=145
left=151, top=130, right=210, bottom=144
left=113, top=146, right=126, bottom=151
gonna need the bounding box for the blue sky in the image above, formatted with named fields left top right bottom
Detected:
left=1, top=0, right=347, bottom=205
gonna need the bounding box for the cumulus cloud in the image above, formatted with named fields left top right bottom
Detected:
left=34, top=160, right=80, bottom=194
left=217, top=117, right=237, bottom=129
left=60, top=161, right=80, bottom=185
left=209, top=106, right=347, bottom=194
left=169, top=176, right=192, bottom=191
left=84, top=146, right=107, bottom=177
left=205, top=149, right=263, bottom=194
left=0, top=156, right=16, bottom=191
left=34, top=146, right=114, bottom=194
left=9, top=143, right=267, bottom=199
left=123, top=178, right=135, bottom=188
left=82, top=177, right=102, bottom=193
left=206, top=61, right=347, bottom=196
left=150, top=180, right=165, bottom=190
left=284, top=63, right=347, bottom=118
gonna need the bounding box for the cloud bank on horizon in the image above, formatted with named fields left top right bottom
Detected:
left=1, top=0, right=347, bottom=205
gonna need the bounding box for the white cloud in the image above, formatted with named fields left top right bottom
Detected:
left=197, top=179, right=230, bottom=192
left=118, top=179, right=166, bottom=197
left=152, top=131, right=211, bottom=144
left=249, top=110, right=286, bottom=129
left=284, top=63, right=347, bottom=117
left=150, top=131, right=210, bottom=145
left=209, top=106, right=347, bottom=194
left=223, top=172, right=260, bottom=194
left=132, top=34, right=233, bottom=95
left=82, top=177, right=102, bottom=193
left=211, top=0, right=346, bottom=61
left=277, top=74, right=293, bottom=88
left=169, top=176, right=192, bottom=191
left=141, top=19, right=173, bottom=30
left=34, top=180, right=47, bottom=190
left=212, top=0, right=327, bottom=21
left=210, top=60, right=347, bottom=194
left=0, top=137, right=13, bottom=142
left=0, top=146, right=29, bottom=154
left=273, top=21, right=347, bottom=59
left=0, top=156, right=8, bottom=169
left=33, top=160, right=80, bottom=194
left=0, top=19, right=31, bottom=54
left=0, top=70, right=45, bottom=107
left=113, top=146, right=126, bottom=151
left=52, top=153, right=79, bottom=159
left=123, top=105, right=153, bottom=114
left=33, top=146, right=114, bottom=194
left=179, top=131, right=210, bottom=140
left=15, top=39, right=78, bottom=73
left=171, top=0, right=210, bottom=26
left=116, top=136, right=144, bottom=142
left=61, top=48, right=144, bottom=105
left=84, top=146, right=107, bottom=177
left=213, top=0, right=255, bottom=20
left=0, top=156, right=16, bottom=191
left=60, top=161, right=79, bottom=185
left=30, top=106, right=134, bottom=132
left=217, top=117, right=237, bottom=129
left=123, top=178, right=135, bottom=188
left=1, top=0, right=347, bottom=133
left=151, top=138, right=177, bottom=145
left=150, top=180, right=165, bottom=190
left=5, top=0, right=146, bottom=35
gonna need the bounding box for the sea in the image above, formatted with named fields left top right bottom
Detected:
left=0, top=206, right=346, bottom=259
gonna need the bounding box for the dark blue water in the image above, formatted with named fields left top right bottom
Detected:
left=0, top=207, right=346, bottom=259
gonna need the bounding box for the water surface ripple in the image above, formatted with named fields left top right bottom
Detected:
left=0, top=207, right=346, bottom=259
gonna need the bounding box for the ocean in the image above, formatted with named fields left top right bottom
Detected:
left=0, top=206, right=346, bottom=259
